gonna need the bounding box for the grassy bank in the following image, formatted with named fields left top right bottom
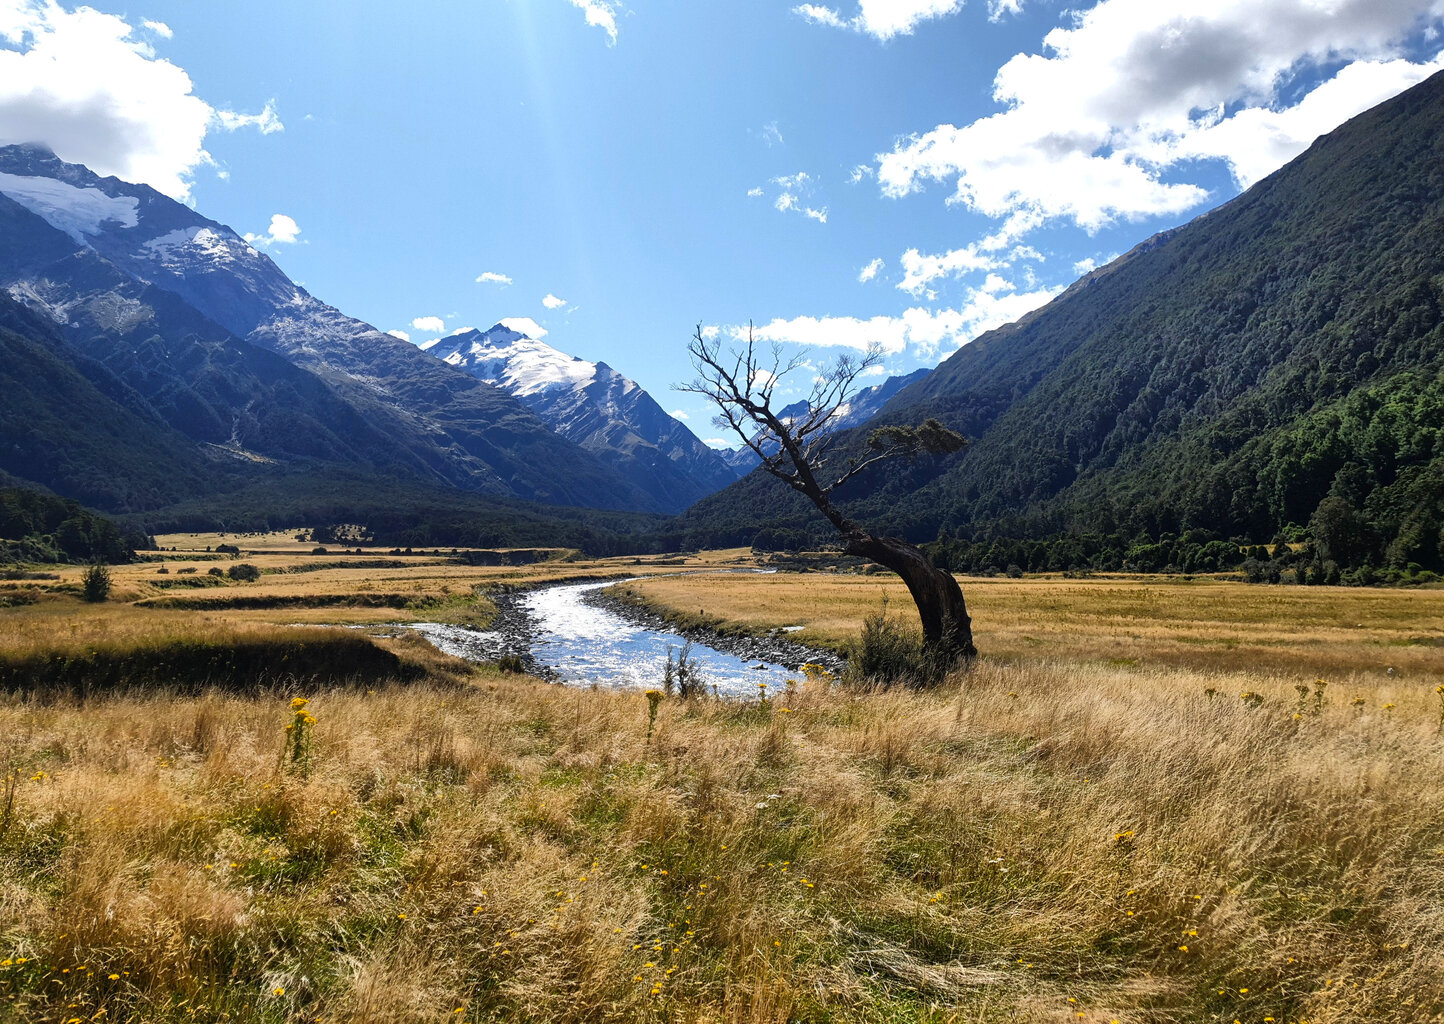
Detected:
left=1, top=658, right=1441, bottom=1022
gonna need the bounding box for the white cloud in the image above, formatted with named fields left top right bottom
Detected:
left=411, top=315, right=445, bottom=333
left=750, top=314, right=911, bottom=354
left=387, top=329, right=411, bottom=342
left=500, top=316, right=548, bottom=338
left=746, top=186, right=764, bottom=198
left=1143, top=54, right=1444, bottom=187
left=858, top=257, right=884, bottom=282
left=669, top=409, right=690, bottom=420
left=1072, top=256, right=1099, bottom=276
left=141, top=19, right=171, bottom=38
left=876, top=0, right=1444, bottom=239
left=475, top=271, right=512, bottom=285
left=766, top=171, right=829, bottom=225
left=568, top=0, right=621, bottom=45
left=704, top=437, right=731, bottom=447
left=762, top=120, right=784, bottom=146
left=0, top=2, right=282, bottom=199
left=243, top=212, right=301, bottom=247
left=542, top=293, right=568, bottom=309
left=898, top=244, right=999, bottom=294
left=748, top=279, right=1062, bottom=360
left=987, top=0, right=1022, bottom=20
left=450, top=326, right=475, bottom=335
left=794, top=0, right=966, bottom=40
left=847, top=163, right=875, bottom=184
left=214, top=101, right=283, bottom=135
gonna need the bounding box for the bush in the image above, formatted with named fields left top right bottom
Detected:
left=494, top=654, right=526, bottom=674
left=846, top=602, right=948, bottom=687
left=81, top=563, right=111, bottom=603
left=228, top=563, right=261, bottom=582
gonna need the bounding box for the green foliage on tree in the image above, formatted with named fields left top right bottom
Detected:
left=81, top=563, right=112, bottom=603
left=0, top=488, right=142, bottom=564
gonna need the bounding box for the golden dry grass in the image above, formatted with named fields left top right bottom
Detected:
left=1, top=558, right=1442, bottom=1022
left=619, top=572, right=1444, bottom=679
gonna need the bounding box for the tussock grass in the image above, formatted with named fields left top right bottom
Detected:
left=1, top=652, right=1441, bottom=1022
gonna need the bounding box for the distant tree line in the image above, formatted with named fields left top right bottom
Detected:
left=1, top=488, right=148, bottom=564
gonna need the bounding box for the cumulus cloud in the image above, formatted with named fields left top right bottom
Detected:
left=897, top=244, right=999, bottom=294
left=569, top=0, right=621, bottom=45
left=747, top=276, right=1061, bottom=360
left=876, top=0, right=1444, bottom=237
left=858, top=257, right=884, bottom=282
left=794, top=0, right=966, bottom=40
left=0, top=1, right=282, bottom=199
left=411, top=315, right=445, bottom=333
left=746, top=186, right=764, bottom=198
left=386, top=329, right=411, bottom=342
left=501, top=316, right=548, bottom=337
left=243, top=213, right=301, bottom=247
left=542, top=293, right=568, bottom=309
left=141, top=19, right=171, bottom=38
left=669, top=409, right=690, bottom=420
left=475, top=271, right=512, bottom=285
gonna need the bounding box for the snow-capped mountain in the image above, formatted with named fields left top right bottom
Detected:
left=426, top=324, right=740, bottom=511
left=0, top=144, right=668, bottom=513
left=719, top=368, right=931, bottom=473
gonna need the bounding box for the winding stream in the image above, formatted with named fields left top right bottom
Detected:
left=410, top=579, right=804, bottom=697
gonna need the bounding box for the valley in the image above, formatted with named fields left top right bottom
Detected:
left=3, top=10, right=1444, bottom=1024
left=2, top=544, right=1441, bottom=1021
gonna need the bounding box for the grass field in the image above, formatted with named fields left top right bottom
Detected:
left=1, top=552, right=1442, bottom=1022
left=613, top=571, right=1444, bottom=679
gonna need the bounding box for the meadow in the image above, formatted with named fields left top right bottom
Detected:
left=1, top=543, right=1441, bottom=1022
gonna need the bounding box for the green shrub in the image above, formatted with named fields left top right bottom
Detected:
left=81, top=563, right=111, bottom=603
left=228, top=563, right=261, bottom=582
left=845, top=602, right=947, bottom=687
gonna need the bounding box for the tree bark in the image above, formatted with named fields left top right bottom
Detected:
left=844, top=529, right=977, bottom=666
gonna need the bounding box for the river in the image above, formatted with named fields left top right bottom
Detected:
left=409, top=579, right=809, bottom=697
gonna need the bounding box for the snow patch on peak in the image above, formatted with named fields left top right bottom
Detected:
left=142, top=225, right=244, bottom=265
left=453, top=330, right=597, bottom=398
left=0, top=171, right=139, bottom=244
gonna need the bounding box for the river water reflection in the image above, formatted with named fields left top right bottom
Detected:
left=412, top=580, right=798, bottom=697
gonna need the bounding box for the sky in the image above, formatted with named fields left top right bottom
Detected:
left=3, top=0, right=1443, bottom=442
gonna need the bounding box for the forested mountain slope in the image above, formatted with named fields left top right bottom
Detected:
left=675, top=70, right=1444, bottom=569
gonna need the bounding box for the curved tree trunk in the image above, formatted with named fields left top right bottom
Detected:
left=843, top=530, right=977, bottom=666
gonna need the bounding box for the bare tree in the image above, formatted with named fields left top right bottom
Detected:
left=679, top=324, right=977, bottom=668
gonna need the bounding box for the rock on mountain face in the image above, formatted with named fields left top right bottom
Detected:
left=0, top=144, right=664, bottom=512
left=425, top=324, right=740, bottom=513
left=718, top=368, right=931, bottom=473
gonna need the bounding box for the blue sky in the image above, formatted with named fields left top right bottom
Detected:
left=3, top=0, right=1444, bottom=440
